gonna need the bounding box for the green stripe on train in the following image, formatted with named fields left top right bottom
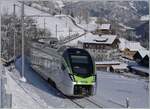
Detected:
left=74, top=75, right=95, bottom=85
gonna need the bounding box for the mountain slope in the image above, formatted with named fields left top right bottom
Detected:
left=63, top=1, right=149, bottom=28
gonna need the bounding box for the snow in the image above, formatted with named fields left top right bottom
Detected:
left=100, top=24, right=111, bottom=30
left=12, top=57, right=80, bottom=108
left=0, top=0, right=21, bottom=15
left=35, top=15, right=84, bottom=39
left=0, top=0, right=84, bottom=40
left=119, top=38, right=146, bottom=51
left=111, top=63, right=128, bottom=70
left=79, top=33, right=117, bottom=44
left=65, top=33, right=117, bottom=46
left=5, top=68, right=48, bottom=109
left=119, top=23, right=134, bottom=30
left=94, top=71, right=149, bottom=108
left=130, top=65, right=149, bottom=74
left=19, top=76, right=27, bottom=82
left=74, top=17, right=97, bottom=32
left=140, top=15, right=149, bottom=21
left=31, top=3, right=50, bottom=12
left=129, top=1, right=137, bottom=12
left=137, top=49, right=149, bottom=58
left=2, top=57, right=149, bottom=108
left=55, top=0, right=65, bottom=8
left=95, top=61, right=120, bottom=65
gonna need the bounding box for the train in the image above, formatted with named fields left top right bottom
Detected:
left=29, top=41, right=97, bottom=96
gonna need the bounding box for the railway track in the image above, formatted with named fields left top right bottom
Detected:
left=68, top=97, right=103, bottom=108
left=72, top=98, right=103, bottom=108
left=61, top=93, right=103, bottom=108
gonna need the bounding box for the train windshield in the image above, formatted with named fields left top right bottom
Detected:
left=70, top=55, right=93, bottom=76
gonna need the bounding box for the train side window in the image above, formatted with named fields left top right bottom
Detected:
left=61, top=64, right=65, bottom=71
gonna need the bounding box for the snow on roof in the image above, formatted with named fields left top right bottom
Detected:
left=95, top=61, right=120, bottom=65
left=111, top=63, right=128, bottom=70
left=55, top=0, right=65, bottom=8
left=119, top=38, right=149, bottom=58
left=137, top=49, right=149, bottom=58
left=100, top=24, right=111, bottom=30
left=140, top=15, right=149, bottom=21
left=119, top=38, right=146, bottom=51
left=79, top=33, right=117, bottom=44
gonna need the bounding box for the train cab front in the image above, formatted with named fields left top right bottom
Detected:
left=63, top=48, right=97, bottom=96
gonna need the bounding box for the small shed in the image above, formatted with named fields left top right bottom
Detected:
left=133, top=50, right=149, bottom=67
left=95, top=24, right=112, bottom=35
left=133, top=51, right=143, bottom=63
left=110, top=63, right=128, bottom=73
left=140, top=55, right=149, bottom=67
left=95, top=61, right=120, bottom=71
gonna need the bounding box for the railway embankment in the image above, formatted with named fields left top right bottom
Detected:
left=0, top=66, right=12, bottom=108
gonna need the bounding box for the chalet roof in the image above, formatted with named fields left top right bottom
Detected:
left=100, top=24, right=111, bottom=30
left=79, top=33, right=117, bottom=44
left=119, top=38, right=146, bottom=51
left=137, top=50, right=149, bottom=58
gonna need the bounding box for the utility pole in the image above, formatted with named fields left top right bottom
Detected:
left=56, top=24, right=57, bottom=39
left=0, top=2, right=2, bottom=78
left=13, top=4, right=16, bottom=16
left=69, top=27, right=71, bottom=38
left=44, top=18, right=46, bottom=38
left=20, top=1, right=26, bottom=82
left=13, top=4, right=16, bottom=62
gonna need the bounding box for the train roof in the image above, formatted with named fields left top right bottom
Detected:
left=30, top=41, right=61, bottom=59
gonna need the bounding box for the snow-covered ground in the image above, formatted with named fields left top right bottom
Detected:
left=0, top=0, right=84, bottom=40
left=74, top=17, right=97, bottom=32
left=119, top=23, right=134, bottom=30
left=5, top=68, right=48, bottom=109
left=96, top=71, right=149, bottom=108
left=140, top=15, right=149, bottom=21
left=5, top=58, right=79, bottom=108
left=3, top=57, right=149, bottom=108
left=129, top=1, right=137, bottom=12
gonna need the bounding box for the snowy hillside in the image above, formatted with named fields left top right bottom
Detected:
left=63, top=0, right=149, bottom=27
left=0, top=0, right=84, bottom=39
